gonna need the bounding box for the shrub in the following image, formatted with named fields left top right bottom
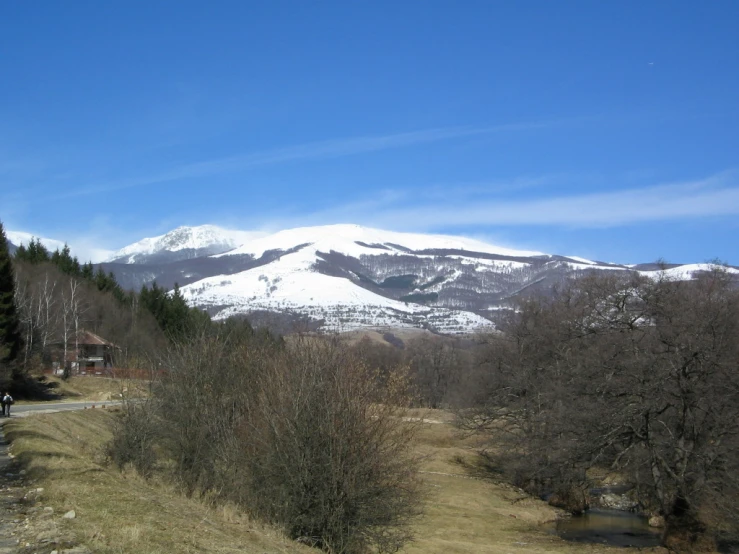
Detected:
left=239, top=339, right=423, bottom=553
left=106, top=399, right=157, bottom=478
left=114, top=331, right=423, bottom=553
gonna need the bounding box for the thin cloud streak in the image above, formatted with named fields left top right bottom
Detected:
left=51, top=120, right=560, bottom=199
left=300, top=172, right=739, bottom=230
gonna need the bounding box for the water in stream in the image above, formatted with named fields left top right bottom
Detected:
left=556, top=509, right=662, bottom=548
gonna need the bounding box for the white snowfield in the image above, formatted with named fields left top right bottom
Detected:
left=565, top=255, right=598, bottom=265
left=112, top=224, right=556, bottom=332
left=639, top=263, right=739, bottom=281
left=563, top=261, right=626, bottom=271
left=215, top=224, right=546, bottom=260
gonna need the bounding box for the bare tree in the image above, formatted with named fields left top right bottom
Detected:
left=459, top=267, right=739, bottom=548
left=406, top=335, right=465, bottom=408
left=60, top=277, right=86, bottom=379
left=14, top=268, right=59, bottom=370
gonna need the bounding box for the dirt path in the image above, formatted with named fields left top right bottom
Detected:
left=0, top=420, right=91, bottom=554
left=0, top=401, right=118, bottom=552
left=0, top=420, right=24, bottom=553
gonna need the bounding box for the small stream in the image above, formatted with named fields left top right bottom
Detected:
left=556, top=509, right=662, bottom=548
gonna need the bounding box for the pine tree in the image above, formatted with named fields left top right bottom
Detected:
left=51, top=244, right=81, bottom=276
left=25, top=238, right=50, bottom=263
left=0, top=221, right=22, bottom=363
left=81, top=261, right=94, bottom=280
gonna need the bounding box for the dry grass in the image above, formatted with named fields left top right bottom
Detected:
left=39, top=375, right=150, bottom=402
left=400, top=410, right=663, bottom=554
left=339, top=328, right=437, bottom=346
left=4, top=401, right=667, bottom=554
left=4, top=410, right=311, bottom=554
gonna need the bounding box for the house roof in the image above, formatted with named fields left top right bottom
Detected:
left=76, top=330, right=114, bottom=346
left=51, top=330, right=117, bottom=348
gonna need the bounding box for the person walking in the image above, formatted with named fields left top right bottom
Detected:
left=0, top=393, right=5, bottom=417
left=2, top=392, right=13, bottom=417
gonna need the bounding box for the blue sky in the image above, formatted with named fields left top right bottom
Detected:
left=1, top=1, right=737, bottom=264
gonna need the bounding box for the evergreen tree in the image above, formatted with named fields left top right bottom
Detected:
left=139, top=281, right=211, bottom=342
left=14, top=243, right=27, bottom=259
left=15, top=237, right=50, bottom=264
left=81, top=261, right=94, bottom=280
left=51, top=244, right=81, bottom=276
left=0, top=221, right=22, bottom=363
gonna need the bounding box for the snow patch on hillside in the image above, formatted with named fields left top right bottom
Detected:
left=640, top=263, right=739, bottom=281
left=565, top=255, right=598, bottom=265
left=564, top=261, right=627, bottom=271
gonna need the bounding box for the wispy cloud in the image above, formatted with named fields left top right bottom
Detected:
left=18, top=171, right=737, bottom=262
left=51, top=120, right=559, bottom=199
left=289, top=171, right=739, bottom=230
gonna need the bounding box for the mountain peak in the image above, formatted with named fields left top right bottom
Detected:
left=106, top=225, right=265, bottom=264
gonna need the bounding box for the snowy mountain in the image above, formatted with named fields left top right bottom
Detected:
left=216, top=224, right=546, bottom=260
left=14, top=223, right=735, bottom=335
left=177, top=225, right=522, bottom=333
left=105, top=225, right=266, bottom=264
left=98, top=224, right=631, bottom=334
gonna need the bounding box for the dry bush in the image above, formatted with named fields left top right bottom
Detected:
left=238, top=338, right=423, bottom=553
left=151, top=329, right=267, bottom=496
left=113, top=330, right=423, bottom=553
left=106, top=398, right=157, bottom=477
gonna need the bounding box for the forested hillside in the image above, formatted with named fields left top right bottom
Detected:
left=1, top=221, right=243, bottom=392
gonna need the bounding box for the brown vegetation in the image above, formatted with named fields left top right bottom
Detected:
left=111, top=332, right=425, bottom=553
left=457, top=266, right=739, bottom=549
left=5, top=406, right=640, bottom=554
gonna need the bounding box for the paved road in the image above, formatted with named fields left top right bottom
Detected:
left=3, top=400, right=120, bottom=419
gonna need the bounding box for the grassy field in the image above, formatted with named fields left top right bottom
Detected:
left=3, top=395, right=665, bottom=553
left=17, top=374, right=150, bottom=403
left=403, top=411, right=636, bottom=554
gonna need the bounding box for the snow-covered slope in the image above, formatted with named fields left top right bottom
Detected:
left=640, top=263, right=739, bottom=281
left=175, top=224, right=561, bottom=333
left=181, top=240, right=494, bottom=333
left=106, top=225, right=266, bottom=264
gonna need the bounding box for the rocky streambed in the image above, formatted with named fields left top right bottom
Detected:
left=553, top=484, right=665, bottom=548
